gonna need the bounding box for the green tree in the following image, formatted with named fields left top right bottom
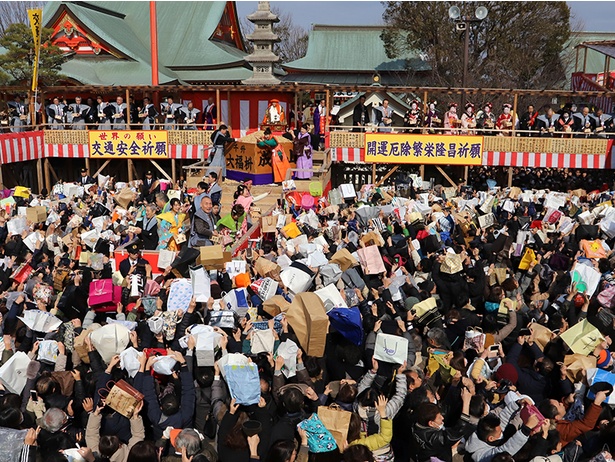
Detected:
left=0, top=23, right=66, bottom=87
left=381, top=2, right=571, bottom=89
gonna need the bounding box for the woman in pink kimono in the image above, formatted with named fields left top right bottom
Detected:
left=293, top=124, right=313, bottom=180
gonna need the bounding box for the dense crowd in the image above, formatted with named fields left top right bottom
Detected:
left=2, top=167, right=615, bottom=462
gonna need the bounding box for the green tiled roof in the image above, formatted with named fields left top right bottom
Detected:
left=563, top=32, right=615, bottom=86
left=283, top=25, right=430, bottom=73
left=42, top=1, right=248, bottom=84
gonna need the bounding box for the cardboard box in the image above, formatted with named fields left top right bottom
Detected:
left=26, top=206, right=47, bottom=224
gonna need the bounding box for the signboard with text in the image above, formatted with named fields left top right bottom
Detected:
left=365, top=133, right=483, bottom=165
left=88, top=131, right=169, bottom=158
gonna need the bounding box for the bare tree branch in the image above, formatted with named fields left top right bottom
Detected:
left=0, top=1, right=45, bottom=38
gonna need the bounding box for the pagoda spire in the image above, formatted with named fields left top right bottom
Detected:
left=242, top=1, right=281, bottom=85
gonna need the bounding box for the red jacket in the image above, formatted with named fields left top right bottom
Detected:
left=556, top=402, right=602, bottom=446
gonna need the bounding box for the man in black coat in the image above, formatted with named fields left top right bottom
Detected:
left=77, top=168, right=94, bottom=185
left=352, top=95, right=369, bottom=132
left=135, top=204, right=159, bottom=251
left=140, top=170, right=159, bottom=203
left=119, top=243, right=149, bottom=278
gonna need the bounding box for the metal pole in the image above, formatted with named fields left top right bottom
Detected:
left=461, top=23, right=470, bottom=110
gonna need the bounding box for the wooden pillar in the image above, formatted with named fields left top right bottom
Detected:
left=36, top=158, right=43, bottom=193
left=44, top=159, right=51, bottom=192
left=420, top=165, right=425, bottom=180
left=372, top=163, right=376, bottom=184
left=575, top=47, right=579, bottom=72
left=604, top=56, right=611, bottom=87
left=125, top=89, right=131, bottom=126
left=171, top=158, right=176, bottom=185
left=583, top=47, right=588, bottom=74
left=422, top=90, right=428, bottom=117
left=85, top=157, right=90, bottom=174
left=512, top=92, right=519, bottom=136
left=127, top=159, right=134, bottom=182
left=28, top=91, right=35, bottom=131
left=507, top=167, right=513, bottom=188
left=464, top=166, right=469, bottom=182
left=216, top=89, right=221, bottom=126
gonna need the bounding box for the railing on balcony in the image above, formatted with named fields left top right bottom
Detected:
left=327, top=127, right=610, bottom=156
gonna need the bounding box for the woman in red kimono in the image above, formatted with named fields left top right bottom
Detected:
left=257, top=128, right=291, bottom=183
left=496, top=103, right=515, bottom=136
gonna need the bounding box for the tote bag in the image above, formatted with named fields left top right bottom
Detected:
left=224, top=363, right=261, bottom=405
left=0, top=351, right=30, bottom=394
left=357, top=245, right=385, bottom=275
left=373, top=333, right=408, bottom=364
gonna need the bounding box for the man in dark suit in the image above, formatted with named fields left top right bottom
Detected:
left=78, top=168, right=94, bottom=185
left=140, top=170, right=159, bottom=203
left=135, top=204, right=159, bottom=250
left=119, top=243, right=149, bottom=278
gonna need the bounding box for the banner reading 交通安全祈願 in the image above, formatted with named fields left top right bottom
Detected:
left=364, top=133, right=484, bottom=165
left=88, top=131, right=169, bottom=158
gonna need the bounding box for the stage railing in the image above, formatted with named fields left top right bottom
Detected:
left=327, top=128, right=610, bottom=156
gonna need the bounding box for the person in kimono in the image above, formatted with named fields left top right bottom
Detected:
left=8, top=96, right=26, bottom=133
left=476, top=102, right=496, bottom=134
left=573, top=106, right=596, bottom=137
left=460, top=102, right=476, bottom=134
left=374, top=99, right=394, bottom=133
left=161, top=97, right=182, bottom=130
left=536, top=106, right=559, bottom=137
left=444, top=103, right=459, bottom=134
left=257, top=128, right=291, bottom=184
left=208, top=124, right=235, bottom=180
left=46, top=97, right=66, bottom=130
left=180, top=102, right=200, bottom=130
left=423, top=101, right=441, bottom=134
left=156, top=198, right=187, bottom=251
left=519, top=104, right=539, bottom=137
left=313, top=99, right=327, bottom=147
left=110, top=96, right=127, bottom=129
left=68, top=96, right=89, bottom=131
left=95, top=96, right=111, bottom=130
left=138, top=97, right=158, bottom=130
left=293, top=124, right=313, bottom=180
left=594, top=108, right=613, bottom=138
left=557, top=109, right=575, bottom=138
left=403, top=99, right=422, bottom=133
left=495, top=103, right=515, bottom=136
left=205, top=97, right=217, bottom=129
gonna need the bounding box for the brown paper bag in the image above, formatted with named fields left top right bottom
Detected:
left=73, top=330, right=91, bottom=364
left=262, top=216, right=278, bottom=233
left=528, top=321, right=554, bottom=350
left=360, top=230, right=385, bottom=247
left=318, top=406, right=351, bottom=450
left=572, top=189, right=587, bottom=198
left=489, top=268, right=508, bottom=286
left=254, top=257, right=281, bottom=279
left=508, top=187, right=522, bottom=200
left=199, top=245, right=231, bottom=270
left=26, top=206, right=46, bottom=224
left=281, top=292, right=329, bottom=357
left=263, top=295, right=291, bottom=317
left=330, top=248, right=358, bottom=272
left=105, top=379, right=144, bottom=419
left=564, top=353, right=596, bottom=382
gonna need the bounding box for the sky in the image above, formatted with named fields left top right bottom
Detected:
left=235, top=1, right=615, bottom=32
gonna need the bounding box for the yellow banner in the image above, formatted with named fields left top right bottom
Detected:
left=28, top=9, right=43, bottom=92
left=365, top=133, right=484, bottom=165
left=88, top=131, right=169, bottom=158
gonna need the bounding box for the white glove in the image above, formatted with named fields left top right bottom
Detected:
left=162, top=426, right=175, bottom=439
